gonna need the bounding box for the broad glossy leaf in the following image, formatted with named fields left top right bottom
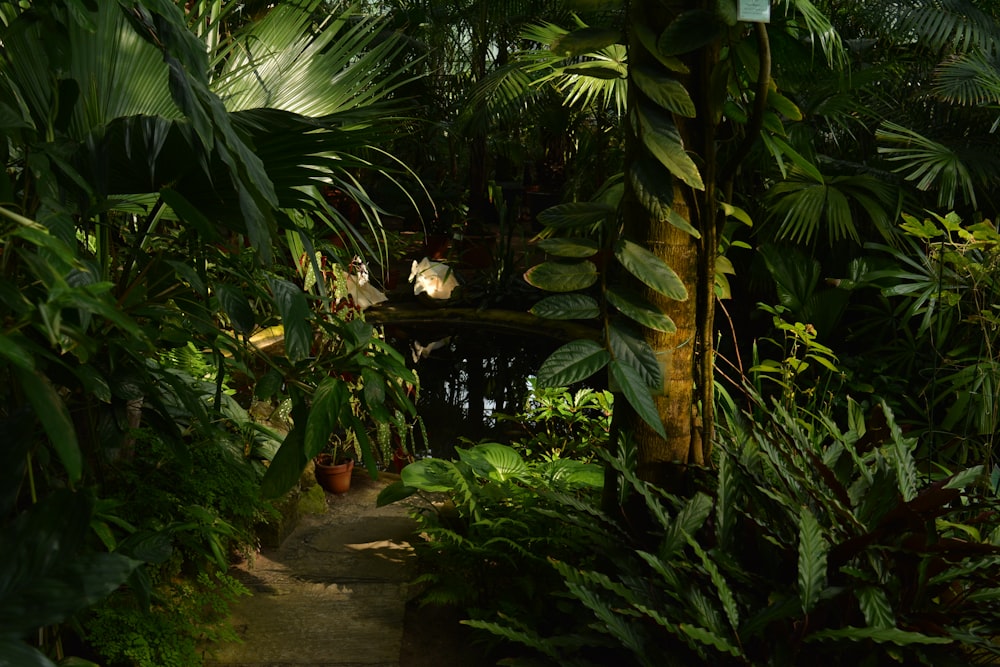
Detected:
left=610, top=359, right=665, bottom=438
left=769, top=90, right=803, bottom=121
left=563, top=65, right=624, bottom=80
left=636, top=104, right=705, bottom=190
left=615, top=239, right=688, bottom=301
left=538, top=237, right=599, bottom=258
left=551, top=27, right=622, bottom=57
left=459, top=443, right=527, bottom=482
left=606, top=288, right=676, bottom=333
left=537, top=201, right=614, bottom=230
left=524, top=261, right=598, bottom=292
left=632, top=66, right=696, bottom=118
left=537, top=339, right=610, bottom=387
left=269, top=278, right=312, bottom=362
left=304, top=377, right=348, bottom=460
left=658, top=9, right=726, bottom=56
left=858, top=586, right=894, bottom=629
left=216, top=284, right=255, bottom=334
left=160, top=187, right=219, bottom=242
left=530, top=294, right=600, bottom=320
left=261, top=397, right=310, bottom=498
left=797, top=507, right=828, bottom=614
left=0, top=640, right=55, bottom=667
left=541, top=459, right=604, bottom=488
left=375, top=480, right=417, bottom=507
left=609, top=323, right=662, bottom=389
left=401, top=458, right=461, bottom=492
left=633, top=23, right=689, bottom=73
left=15, top=368, right=81, bottom=482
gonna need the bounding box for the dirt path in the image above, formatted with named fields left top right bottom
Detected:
left=205, top=472, right=489, bottom=667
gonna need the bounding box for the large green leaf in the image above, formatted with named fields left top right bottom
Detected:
left=610, top=359, right=665, bottom=438
left=606, top=288, right=677, bottom=333
left=401, top=458, right=461, bottom=493
left=797, top=507, right=828, bottom=614
left=14, top=368, right=81, bottom=483
left=609, top=323, right=662, bottom=389
left=216, top=284, right=255, bottom=335
left=304, top=377, right=348, bottom=460
left=269, top=278, right=312, bottom=362
left=657, top=9, right=726, bottom=56
left=260, top=396, right=310, bottom=498
left=635, top=104, right=705, bottom=190
left=523, top=261, right=598, bottom=292
left=530, top=294, right=600, bottom=320
left=615, top=239, right=688, bottom=301
left=805, top=627, right=952, bottom=645
left=458, top=443, right=528, bottom=482
left=537, top=237, right=600, bottom=258
left=537, top=339, right=610, bottom=388
left=632, top=66, right=696, bottom=118
left=537, top=201, right=615, bottom=231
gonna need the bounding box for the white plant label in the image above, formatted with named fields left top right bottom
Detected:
left=738, top=0, right=771, bottom=23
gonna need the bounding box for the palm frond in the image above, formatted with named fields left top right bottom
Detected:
left=876, top=120, right=977, bottom=209
left=897, top=0, right=1000, bottom=56
left=778, top=0, right=846, bottom=68
left=933, top=51, right=1000, bottom=106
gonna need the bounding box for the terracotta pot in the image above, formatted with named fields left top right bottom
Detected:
left=314, top=455, right=354, bottom=494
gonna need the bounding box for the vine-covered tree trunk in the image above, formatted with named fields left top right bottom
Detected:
left=617, top=0, right=721, bottom=482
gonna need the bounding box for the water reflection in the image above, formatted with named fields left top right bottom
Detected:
left=387, top=329, right=557, bottom=459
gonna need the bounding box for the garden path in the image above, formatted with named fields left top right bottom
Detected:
left=205, top=472, right=485, bottom=667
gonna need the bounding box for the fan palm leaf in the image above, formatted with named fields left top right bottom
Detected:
left=876, top=121, right=977, bottom=210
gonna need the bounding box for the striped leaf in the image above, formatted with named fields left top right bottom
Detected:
left=797, top=507, right=829, bottom=614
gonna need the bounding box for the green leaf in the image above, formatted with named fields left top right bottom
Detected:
left=401, top=458, right=461, bottom=492
left=216, top=284, right=255, bottom=335
left=304, top=378, right=348, bottom=460
left=537, top=340, right=610, bottom=387
left=636, top=104, right=705, bottom=190
left=0, top=334, right=34, bottom=371
left=610, top=359, right=665, bottom=438
left=606, top=287, right=677, bottom=333
left=609, top=323, right=663, bottom=389
left=459, top=443, right=527, bottom=482
left=943, top=465, right=984, bottom=490
left=632, top=66, right=696, bottom=117
left=537, top=237, right=600, bottom=258
left=260, top=397, right=310, bottom=498
left=806, top=627, right=952, bottom=645
left=537, top=201, right=614, bottom=230
left=551, top=27, right=622, bottom=57
left=615, top=239, right=688, bottom=300
left=254, top=368, right=284, bottom=401
left=376, top=480, right=417, bottom=507
left=530, top=294, right=600, bottom=320
left=633, top=23, right=689, bottom=73
left=15, top=368, right=81, bottom=483
left=769, top=90, right=803, bottom=121
left=797, top=507, right=829, bottom=614
left=160, top=187, right=219, bottom=242
left=658, top=9, right=726, bottom=56
left=0, top=641, right=55, bottom=667
left=858, top=586, right=894, bottom=630
left=563, top=65, right=624, bottom=80
left=523, top=261, right=598, bottom=292
left=269, top=278, right=312, bottom=362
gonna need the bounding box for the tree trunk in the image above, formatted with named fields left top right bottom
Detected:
left=616, top=0, right=719, bottom=485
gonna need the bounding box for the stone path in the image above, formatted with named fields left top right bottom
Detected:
left=205, top=472, right=442, bottom=667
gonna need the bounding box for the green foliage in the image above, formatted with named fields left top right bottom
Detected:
left=378, top=442, right=602, bottom=634
left=468, top=395, right=1000, bottom=666
left=494, top=377, right=613, bottom=462
left=85, top=570, right=248, bottom=667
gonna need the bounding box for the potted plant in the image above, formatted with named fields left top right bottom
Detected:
left=314, top=432, right=358, bottom=494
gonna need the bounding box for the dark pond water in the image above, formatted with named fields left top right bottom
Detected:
left=387, top=328, right=558, bottom=459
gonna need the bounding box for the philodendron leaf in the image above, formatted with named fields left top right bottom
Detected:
left=304, top=377, right=348, bottom=460
left=797, top=507, right=829, bottom=614
left=537, top=339, right=610, bottom=387
left=269, top=278, right=312, bottom=362
left=524, top=261, right=598, bottom=292
left=538, top=237, right=600, bottom=258
left=537, top=201, right=614, bottom=230
left=658, top=9, right=726, bottom=56
left=615, top=239, right=688, bottom=301
left=551, top=26, right=622, bottom=56
left=531, top=294, right=600, bottom=320
left=15, top=368, right=81, bottom=483
left=632, top=65, right=696, bottom=117
left=636, top=104, right=705, bottom=190
left=606, top=287, right=677, bottom=333
left=216, top=283, right=255, bottom=334
left=609, top=323, right=662, bottom=389
left=610, top=359, right=665, bottom=438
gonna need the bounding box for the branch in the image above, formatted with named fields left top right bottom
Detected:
left=364, top=304, right=601, bottom=342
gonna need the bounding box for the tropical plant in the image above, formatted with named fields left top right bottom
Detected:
left=467, top=394, right=1000, bottom=666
